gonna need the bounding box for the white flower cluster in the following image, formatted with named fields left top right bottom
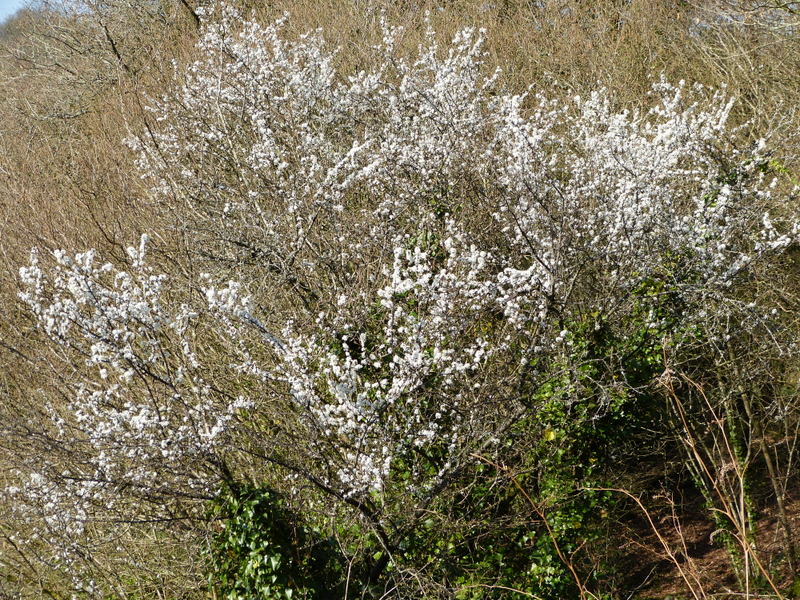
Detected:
left=15, top=234, right=251, bottom=576
left=130, top=6, right=798, bottom=491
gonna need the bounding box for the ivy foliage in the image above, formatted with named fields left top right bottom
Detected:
left=207, top=485, right=343, bottom=600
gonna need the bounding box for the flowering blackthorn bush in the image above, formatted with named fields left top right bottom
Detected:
left=11, top=3, right=800, bottom=597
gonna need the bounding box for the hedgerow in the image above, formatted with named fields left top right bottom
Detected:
left=6, top=2, right=800, bottom=598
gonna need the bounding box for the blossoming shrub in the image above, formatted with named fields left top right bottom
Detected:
left=11, top=4, right=800, bottom=597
